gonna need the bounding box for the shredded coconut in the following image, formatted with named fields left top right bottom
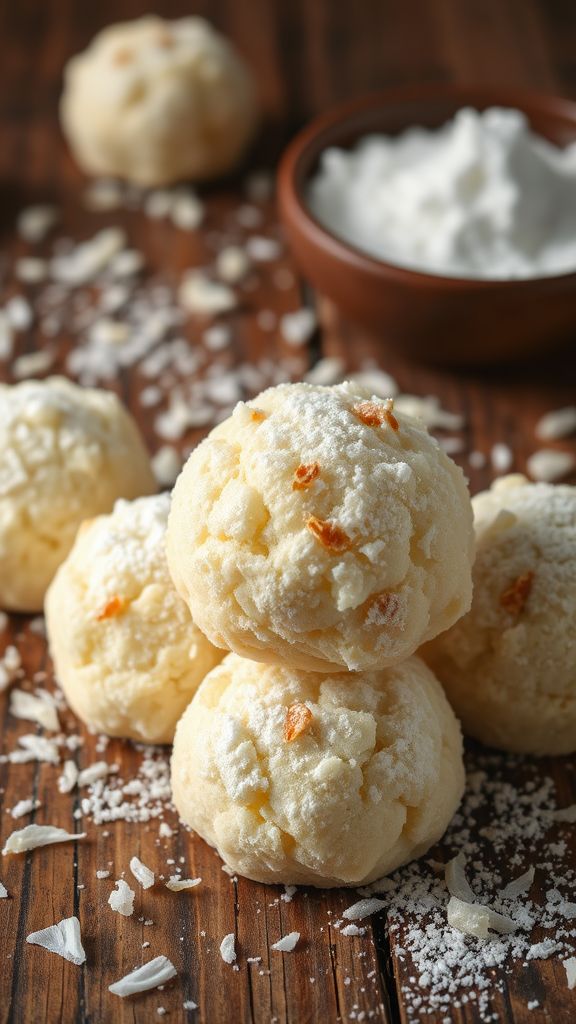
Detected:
left=58, top=760, right=79, bottom=793
left=130, top=856, right=155, bottom=889
left=280, top=308, right=317, bottom=346
left=9, top=689, right=59, bottom=731
left=565, top=957, right=576, bottom=990
left=271, top=931, right=300, bottom=952
left=343, top=898, right=387, bottom=921
left=165, top=877, right=202, bottom=892
left=219, top=933, right=236, bottom=964
left=26, top=916, right=86, bottom=965
left=526, top=448, right=576, bottom=482
left=108, top=879, right=136, bottom=916
left=109, top=956, right=177, bottom=997
left=10, top=798, right=41, bottom=819
left=535, top=406, right=576, bottom=441
left=3, top=824, right=85, bottom=855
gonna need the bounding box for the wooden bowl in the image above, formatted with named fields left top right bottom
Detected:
left=278, top=85, right=576, bottom=365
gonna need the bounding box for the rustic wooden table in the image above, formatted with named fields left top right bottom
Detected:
left=0, top=2, right=575, bottom=1022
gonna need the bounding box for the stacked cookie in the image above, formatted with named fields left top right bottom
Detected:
left=166, top=381, right=475, bottom=886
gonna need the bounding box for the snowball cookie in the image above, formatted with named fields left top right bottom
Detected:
left=46, top=494, right=223, bottom=744
left=167, top=381, right=474, bottom=673
left=424, top=475, right=576, bottom=755
left=0, top=376, right=155, bottom=613
left=171, top=653, right=464, bottom=887
left=60, top=16, right=258, bottom=187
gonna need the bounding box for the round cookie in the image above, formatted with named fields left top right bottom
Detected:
left=171, top=653, right=465, bottom=887
left=167, top=381, right=474, bottom=673
left=0, top=376, right=155, bottom=612
left=60, top=16, right=258, bottom=186
left=424, top=475, right=576, bottom=755
left=46, top=494, right=222, bottom=744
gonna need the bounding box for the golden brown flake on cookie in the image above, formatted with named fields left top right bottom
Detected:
left=351, top=399, right=399, bottom=431
left=500, top=571, right=534, bottom=615
left=293, top=462, right=320, bottom=490
left=96, top=595, right=127, bottom=621
left=283, top=702, right=313, bottom=742
left=249, top=408, right=266, bottom=423
left=306, top=515, right=352, bottom=552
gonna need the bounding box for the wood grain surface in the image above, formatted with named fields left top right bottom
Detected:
left=0, top=2, right=575, bottom=1023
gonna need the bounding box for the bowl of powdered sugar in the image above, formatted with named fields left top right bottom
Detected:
left=278, top=85, right=576, bottom=364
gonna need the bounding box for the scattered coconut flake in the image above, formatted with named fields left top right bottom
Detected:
left=9, top=688, right=59, bottom=731
left=535, top=405, right=576, bottom=441
left=6, top=295, right=33, bottom=330
left=501, top=866, right=535, bottom=898
left=0, top=645, right=21, bottom=691
left=281, top=885, right=297, bottom=903
left=341, top=924, right=367, bottom=937
left=96, top=869, right=110, bottom=880
left=342, top=898, right=387, bottom=921
left=203, top=324, right=231, bottom=351
left=469, top=449, right=487, bottom=469
left=179, top=272, right=237, bottom=316
left=183, top=999, right=198, bottom=1010
left=245, top=235, right=282, bottom=262
left=77, top=761, right=113, bottom=787
left=445, top=853, right=475, bottom=902
left=12, top=350, right=54, bottom=379
left=304, top=357, right=345, bottom=386
left=280, top=308, right=317, bottom=346
left=15, top=257, right=48, bottom=284
left=108, top=879, right=136, bottom=916
left=394, top=393, right=463, bottom=430
left=109, top=956, right=177, bottom=997
left=447, top=896, right=518, bottom=938
left=527, top=448, right=576, bottom=482
left=130, top=857, right=155, bottom=890
left=216, top=245, right=251, bottom=283
left=349, top=368, right=399, bottom=399
left=0, top=881, right=7, bottom=898
left=52, top=228, right=126, bottom=285
left=553, top=805, right=576, bottom=823
left=271, top=931, right=300, bottom=952
left=3, top=734, right=60, bottom=765
left=145, top=190, right=174, bottom=219
left=26, top=916, right=86, bottom=965
left=564, top=957, right=576, bottom=990
left=58, top=760, right=79, bottom=794
left=152, top=446, right=182, bottom=487
left=17, top=204, right=58, bottom=243
left=0, top=312, right=13, bottom=360
left=10, top=798, right=41, bottom=819
left=166, top=877, right=201, bottom=892
left=159, top=823, right=173, bottom=838
left=439, top=436, right=465, bottom=455
left=219, top=933, right=236, bottom=964
left=171, top=191, right=204, bottom=231
left=491, top=442, right=514, bottom=474
left=91, top=318, right=130, bottom=347
left=3, top=824, right=85, bottom=855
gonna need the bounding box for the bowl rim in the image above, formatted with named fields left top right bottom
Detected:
left=278, top=83, right=576, bottom=290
